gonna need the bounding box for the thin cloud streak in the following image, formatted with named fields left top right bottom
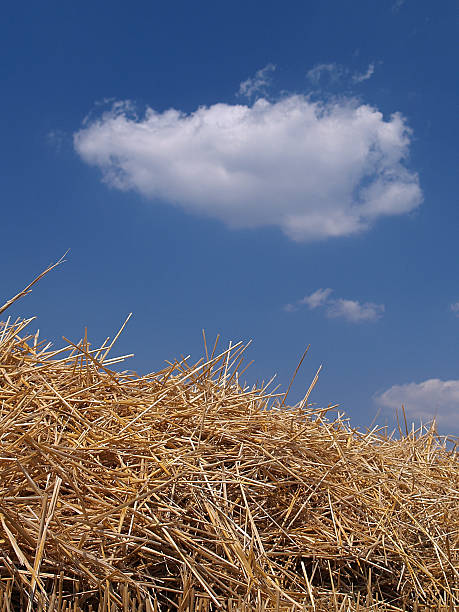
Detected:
left=300, top=288, right=333, bottom=309
left=285, top=289, right=384, bottom=323
left=307, top=62, right=376, bottom=85
left=306, top=63, right=343, bottom=84
left=238, top=64, right=276, bottom=100
left=392, top=0, right=406, bottom=14
left=352, top=63, right=375, bottom=83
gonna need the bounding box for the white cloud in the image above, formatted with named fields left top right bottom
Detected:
left=306, top=63, right=343, bottom=84
left=325, top=298, right=384, bottom=322
left=352, top=63, right=375, bottom=83
left=307, top=62, right=376, bottom=86
left=300, top=288, right=333, bottom=309
left=238, top=64, right=276, bottom=99
left=374, top=379, right=459, bottom=430
left=285, top=289, right=384, bottom=323
left=74, top=95, right=422, bottom=242
left=451, top=302, right=459, bottom=316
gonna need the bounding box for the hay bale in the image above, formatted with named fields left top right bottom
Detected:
left=0, top=313, right=458, bottom=611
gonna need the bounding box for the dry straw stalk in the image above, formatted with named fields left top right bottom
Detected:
left=0, top=265, right=458, bottom=611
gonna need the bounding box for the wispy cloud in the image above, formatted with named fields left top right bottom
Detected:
left=285, top=289, right=384, bottom=323
left=74, top=93, right=421, bottom=242
left=392, top=0, right=406, bottom=14
left=238, top=64, right=276, bottom=100
left=374, top=379, right=459, bottom=430
left=299, top=288, right=333, bottom=309
left=450, top=302, right=459, bottom=316
left=306, top=63, right=343, bottom=84
left=326, top=298, right=384, bottom=322
left=46, top=129, right=67, bottom=152
left=352, top=63, right=375, bottom=83
left=307, top=62, right=376, bottom=86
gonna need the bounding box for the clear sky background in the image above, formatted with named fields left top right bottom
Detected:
left=1, top=1, right=458, bottom=434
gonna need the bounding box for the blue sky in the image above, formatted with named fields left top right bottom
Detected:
left=1, top=1, right=458, bottom=433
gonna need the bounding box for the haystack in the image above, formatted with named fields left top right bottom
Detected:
left=0, top=266, right=458, bottom=611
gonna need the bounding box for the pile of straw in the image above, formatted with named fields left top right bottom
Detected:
left=0, top=275, right=458, bottom=611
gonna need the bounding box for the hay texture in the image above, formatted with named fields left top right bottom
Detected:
left=0, top=278, right=458, bottom=610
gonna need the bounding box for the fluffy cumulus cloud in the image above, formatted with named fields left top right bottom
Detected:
left=374, top=379, right=459, bottom=430
left=284, top=288, right=384, bottom=322
left=74, top=95, right=422, bottom=242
